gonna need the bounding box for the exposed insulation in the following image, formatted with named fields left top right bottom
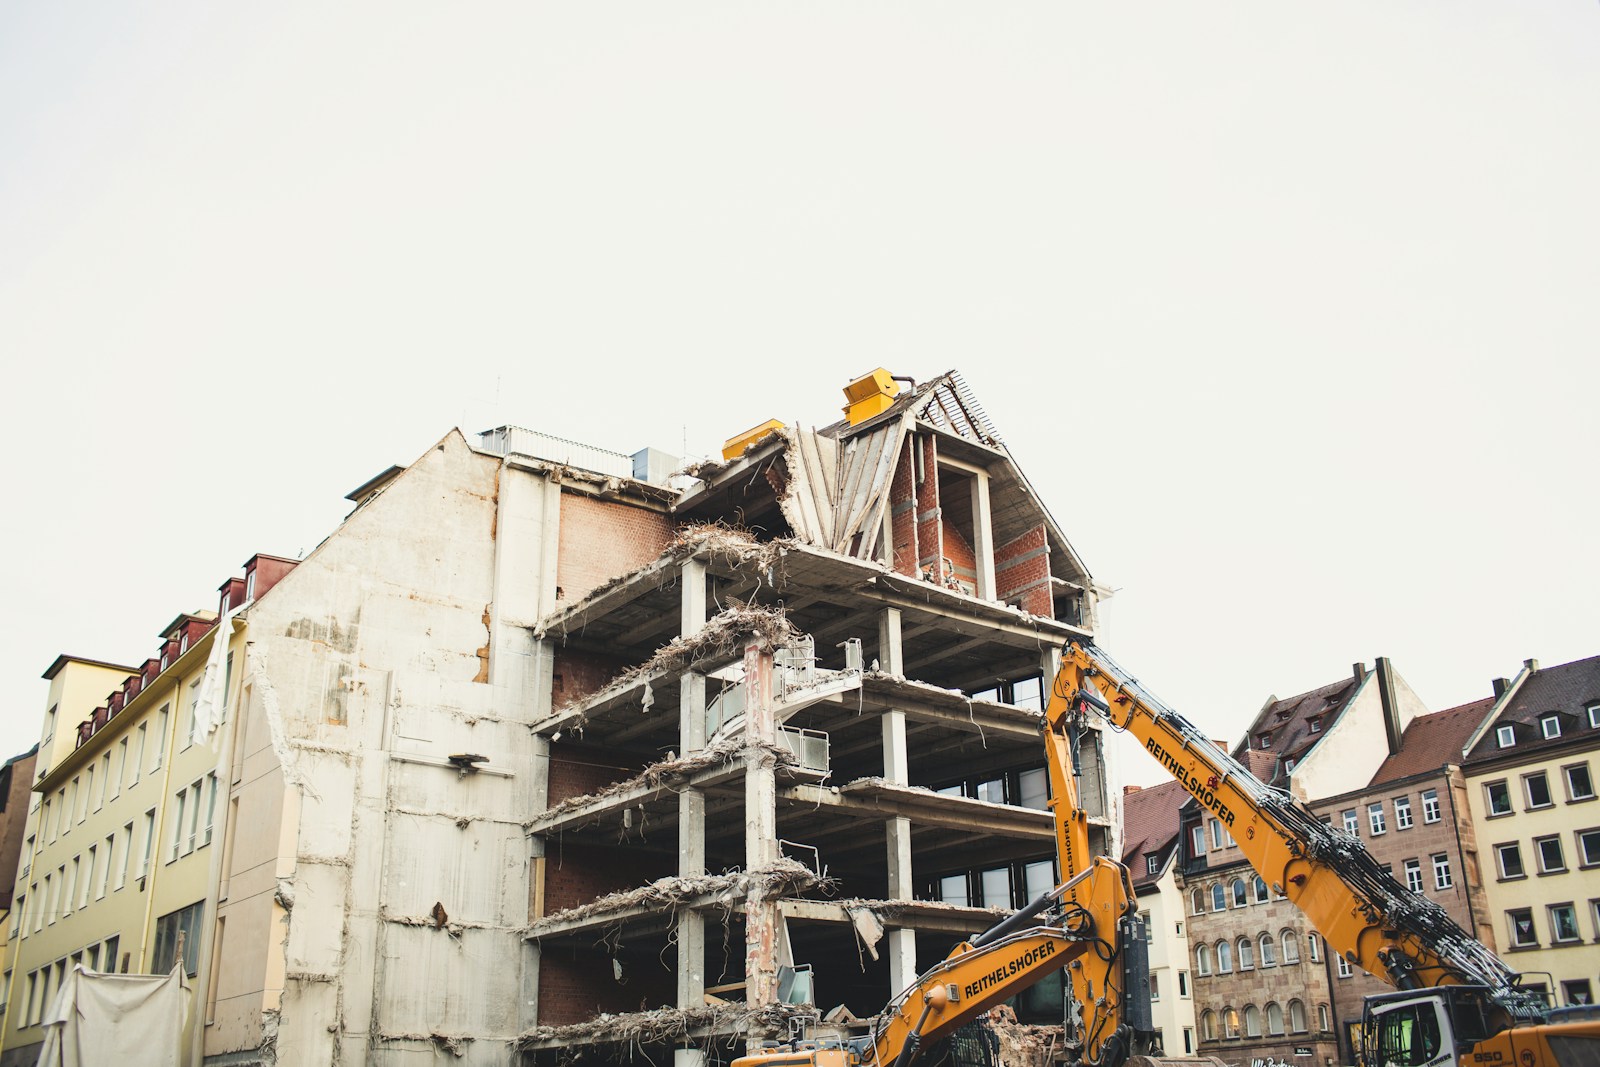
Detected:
left=526, top=858, right=827, bottom=935
left=517, top=1003, right=809, bottom=1051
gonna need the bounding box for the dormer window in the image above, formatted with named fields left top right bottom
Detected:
left=245, top=571, right=256, bottom=601
left=179, top=634, right=189, bottom=654
left=1284, top=757, right=1297, bottom=773
left=1258, top=733, right=1271, bottom=749
left=160, top=652, right=169, bottom=671
left=1496, top=725, right=1516, bottom=748
left=1307, top=717, right=1322, bottom=734
left=1540, top=715, right=1561, bottom=740
left=1147, top=854, right=1160, bottom=876
left=221, top=592, right=231, bottom=615
left=1589, top=704, right=1600, bottom=729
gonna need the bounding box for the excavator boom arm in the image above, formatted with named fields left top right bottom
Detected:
left=1049, top=642, right=1537, bottom=1015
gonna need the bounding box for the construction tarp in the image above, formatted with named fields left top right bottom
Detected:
left=36, top=965, right=190, bottom=1067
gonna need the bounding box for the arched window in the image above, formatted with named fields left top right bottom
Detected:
left=1237, top=937, right=1254, bottom=970
left=1307, top=933, right=1322, bottom=962
left=1223, top=1007, right=1241, bottom=1039
left=1259, top=932, right=1277, bottom=967
left=1267, top=1002, right=1285, bottom=1036
left=1281, top=929, right=1301, bottom=964
left=1196, top=944, right=1212, bottom=977
left=1244, top=1005, right=1262, bottom=1038
left=1201, top=1011, right=1217, bottom=1042
left=1216, top=940, right=1233, bottom=974
left=1192, top=887, right=1206, bottom=915
left=1231, top=878, right=1248, bottom=907
left=1318, top=1004, right=1331, bottom=1032
left=1211, top=884, right=1227, bottom=912
left=1289, top=999, right=1308, bottom=1034
left=1253, top=875, right=1269, bottom=903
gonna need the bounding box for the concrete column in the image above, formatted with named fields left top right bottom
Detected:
left=877, top=606, right=904, bottom=676
left=970, top=471, right=995, bottom=601
left=743, top=640, right=780, bottom=1007
left=885, top=817, right=917, bottom=993
left=678, top=559, right=710, bottom=1012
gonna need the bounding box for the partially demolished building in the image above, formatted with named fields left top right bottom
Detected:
left=4, top=370, right=1116, bottom=1067
left=522, top=370, right=1116, bottom=1066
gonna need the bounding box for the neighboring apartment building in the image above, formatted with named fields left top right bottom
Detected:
left=1181, top=659, right=1431, bottom=1067
left=1124, top=781, right=1196, bottom=1057
left=0, top=745, right=38, bottom=1028
left=1, top=369, right=1120, bottom=1067
left=1463, top=654, right=1600, bottom=1009
left=1312, top=696, right=1498, bottom=1062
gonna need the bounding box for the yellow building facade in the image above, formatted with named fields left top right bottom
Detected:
left=0, top=614, right=246, bottom=1062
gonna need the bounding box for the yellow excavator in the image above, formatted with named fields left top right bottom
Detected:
left=735, top=641, right=1600, bottom=1067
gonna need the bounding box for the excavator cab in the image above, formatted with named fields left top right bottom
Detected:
left=1360, top=988, right=1515, bottom=1067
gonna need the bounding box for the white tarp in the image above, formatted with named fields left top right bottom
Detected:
left=36, top=965, right=190, bottom=1067
left=190, top=611, right=238, bottom=749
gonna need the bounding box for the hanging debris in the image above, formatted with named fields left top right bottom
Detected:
left=517, top=1002, right=809, bottom=1051
left=535, top=737, right=797, bottom=824
left=526, top=858, right=828, bottom=935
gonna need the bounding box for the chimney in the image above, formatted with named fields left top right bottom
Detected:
left=1375, top=656, right=1403, bottom=757
left=1492, top=677, right=1510, bottom=698
left=1124, top=784, right=1143, bottom=796
left=1352, top=662, right=1367, bottom=682
left=1523, top=658, right=1540, bottom=672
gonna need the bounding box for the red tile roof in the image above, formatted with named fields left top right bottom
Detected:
left=1235, top=675, right=1361, bottom=785
left=1122, top=779, right=1189, bottom=885
left=1466, top=654, right=1600, bottom=762
left=1369, top=697, right=1494, bottom=785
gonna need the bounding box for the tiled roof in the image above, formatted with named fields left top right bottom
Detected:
left=1466, top=654, right=1600, bottom=762
left=1369, top=697, right=1494, bottom=785
left=1235, top=675, right=1361, bottom=785
left=1122, top=780, right=1188, bottom=884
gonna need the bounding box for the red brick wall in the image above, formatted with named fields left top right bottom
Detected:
left=539, top=947, right=677, bottom=1026
left=889, top=438, right=919, bottom=577
left=543, top=842, right=672, bottom=914
left=546, top=743, right=635, bottom=807
left=554, top=649, right=633, bottom=707
left=555, top=494, right=675, bottom=604
left=941, top=521, right=977, bottom=587
left=915, top=436, right=942, bottom=576
left=996, top=525, right=1053, bottom=618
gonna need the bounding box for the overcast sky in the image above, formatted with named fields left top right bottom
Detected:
left=2, top=4, right=1595, bottom=784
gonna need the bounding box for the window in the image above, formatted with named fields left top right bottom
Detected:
left=104, top=935, right=120, bottom=974
left=1289, top=1000, right=1307, bottom=1034
left=64, top=857, right=78, bottom=916
left=1432, top=853, right=1453, bottom=889
left=1281, top=930, right=1300, bottom=964
left=1336, top=954, right=1352, bottom=978
left=1216, top=940, right=1233, bottom=974
left=1497, top=725, right=1516, bottom=748
left=1404, top=858, right=1423, bottom=893
left=1201, top=1011, right=1216, bottom=1042
left=1147, top=854, right=1160, bottom=876
left=1525, top=772, right=1553, bottom=809
left=186, top=780, right=203, bottom=853
left=134, top=724, right=146, bottom=784
left=1189, top=825, right=1206, bottom=860
left=98, top=834, right=112, bottom=898
left=95, top=757, right=108, bottom=810
left=1183, top=1028, right=1194, bottom=1054
left=1369, top=802, right=1387, bottom=835
left=1548, top=903, right=1580, bottom=943
left=979, top=867, right=1010, bottom=908
left=152, top=707, right=169, bottom=771
left=1565, top=763, right=1595, bottom=801
left=1178, top=970, right=1189, bottom=997
left=1211, top=884, right=1226, bottom=912
left=1578, top=828, right=1600, bottom=868
left=151, top=900, right=204, bottom=976
left=118, top=822, right=134, bottom=889
left=1507, top=908, right=1538, bottom=948
left=1209, top=818, right=1228, bottom=849
left=1231, top=878, right=1247, bottom=907
left=1307, top=933, right=1322, bottom=962
left=1191, top=887, right=1205, bottom=915
left=1259, top=933, right=1277, bottom=966
left=1195, top=944, right=1211, bottom=977
left=1223, top=1007, right=1241, bottom=1040
left=1253, top=875, right=1269, bottom=903
left=1496, top=843, right=1525, bottom=880
left=937, top=874, right=968, bottom=905
left=1284, top=758, right=1296, bottom=773
left=1237, top=937, right=1254, bottom=970
left=1023, top=860, right=1053, bottom=902
left=1535, top=835, right=1565, bottom=873
left=1485, top=780, right=1513, bottom=816
left=1421, top=788, right=1440, bottom=823
left=1244, top=1005, right=1262, bottom=1038
left=1541, top=714, right=1561, bottom=740
left=1308, top=716, right=1322, bottom=734
left=183, top=680, right=201, bottom=750
left=9, top=895, right=22, bottom=940
left=1149, top=972, right=1161, bottom=1001
left=1318, top=1004, right=1332, bottom=1032
left=1257, top=732, right=1271, bottom=749
left=1562, top=980, right=1594, bottom=1007
left=1139, top=911, right=1153, bottom=944
left=1267, top=1002, right=1285, bottom=1036
left=139, top=809, right=155, bottom=877
left=42, top=799, right=52, bottom=843
left=44, top=704, right=57, bottom=743
left=1342, top=809, right=1359, bottom=835
left=245, top=571, right=256, bottom=601
left=1394, top=795, right=1413, bottom=829
left=1018, top=768, right=1047, bottom=809
left=170, top=788, right=188, bottom=862
left=80, top=847, right=96, bottom=908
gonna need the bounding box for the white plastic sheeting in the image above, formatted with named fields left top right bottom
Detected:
left=36, top=965, right=190, bottom=1067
